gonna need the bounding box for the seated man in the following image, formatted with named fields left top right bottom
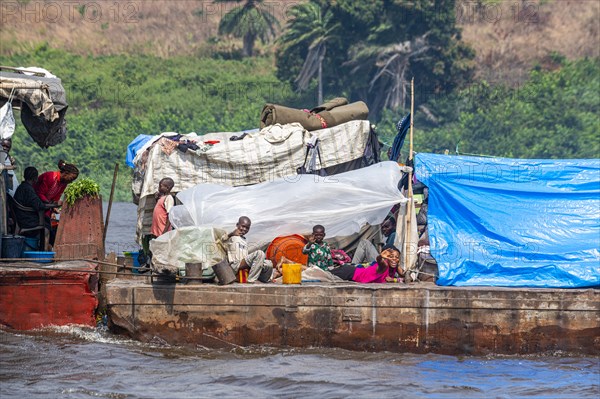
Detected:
left=417, top=187, right=429, bottom=236
left=13, top=167, right=57, bottom=249
left=220, top=216, right=273, bottom=283
left=352, top=217, right=397, bottom=264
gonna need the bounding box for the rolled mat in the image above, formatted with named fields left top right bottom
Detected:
left=310, top=97, right=348, bottom=113
left=319, top=101, right=369, bottom=128
left=260, top=100, right=369, bottom=131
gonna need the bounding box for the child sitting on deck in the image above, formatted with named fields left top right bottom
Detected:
left=302, top=225, right=333, bottom=271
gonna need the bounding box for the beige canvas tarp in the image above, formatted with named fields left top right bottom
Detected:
left=0, top=71, right=68, bottom=147
left=133, top=120, right=372, bottom=239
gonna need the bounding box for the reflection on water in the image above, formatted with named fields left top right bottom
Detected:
left=0, top=328, right=598, bottom=399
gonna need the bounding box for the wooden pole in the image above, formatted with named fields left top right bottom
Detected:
left=0, top=162, right=15, bottom=235
left=0, top=170, right=6, bottom=235
left=103, top=163, right=119, bottom=245
left=404, top=78, right=415, bottom=272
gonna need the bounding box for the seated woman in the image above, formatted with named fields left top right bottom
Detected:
left=331, top=244, right=401, bottom=283
left=13, top=167, right=58, bottom=249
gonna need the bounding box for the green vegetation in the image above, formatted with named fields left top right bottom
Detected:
left=276, top=0, right=475, bottom=116
left=217, top=0, right=280, bottom=57
left=64, top=177, right=101, bottom=206
left=4, top=1, right=598, bottom=203
left=406, top=57, right=599, bottom=159
left=277, top=1, right=340, bottom=104
left=7, top=46, right=309, bottom=201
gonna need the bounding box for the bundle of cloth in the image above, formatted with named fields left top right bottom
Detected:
left=260, top=97, right=369, bottom=131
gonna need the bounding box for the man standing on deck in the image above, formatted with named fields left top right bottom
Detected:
left=221, top=216, right=273, bottom=283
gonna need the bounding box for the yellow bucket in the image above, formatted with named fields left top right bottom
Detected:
left=282, top=263, right=302, bottom=284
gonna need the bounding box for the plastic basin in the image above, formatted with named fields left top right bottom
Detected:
left=22, top=251, right=55, bottom=263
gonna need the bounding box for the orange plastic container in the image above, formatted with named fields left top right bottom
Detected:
left=266, top=234, right=308, bottom=266
left=282, top=263, right=302, bottom=284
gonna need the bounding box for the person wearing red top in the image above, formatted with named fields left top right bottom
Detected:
left=34, top=160, right=79, bottom=248
left=331, top=244, right=401, bottom=283
left=150, top=177, right=175, bottom=237
left=34, top=159, right=79, bottom=213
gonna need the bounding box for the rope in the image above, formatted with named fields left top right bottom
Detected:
left=0, top=257, right=148, bottom=274
left=0, top=263, right=148, bottom=277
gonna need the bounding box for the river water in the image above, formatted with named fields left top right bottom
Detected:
left=1, top=203, right=598, bottom=398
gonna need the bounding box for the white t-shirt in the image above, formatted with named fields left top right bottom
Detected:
left=220, top=234, right=248, bottom=272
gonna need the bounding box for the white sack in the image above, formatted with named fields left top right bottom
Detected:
left=0, top=101, right=15, bottom=140
left=170, top=161, right=407, bottom=251
left=149, top=226, right=227, bottom=272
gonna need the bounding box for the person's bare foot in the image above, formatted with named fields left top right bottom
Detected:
left=275, top=256, right=292, bottom=273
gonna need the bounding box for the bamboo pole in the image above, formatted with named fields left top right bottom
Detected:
left=103, top=163, right=119, bottom=245
left=0, top=171, right=6, bottom=235
left=404, top=78, right=415, bottom=272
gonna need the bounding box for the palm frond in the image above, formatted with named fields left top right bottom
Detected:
left=347, top=31, right=435, bottom=110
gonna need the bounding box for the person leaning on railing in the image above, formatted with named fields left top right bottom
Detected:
left=33, top=159, right=79, bottom=246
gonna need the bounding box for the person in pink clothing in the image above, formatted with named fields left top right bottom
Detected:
left=150, top=177, right=175, bottom=237
left=330, top=244, right=401, bottom=283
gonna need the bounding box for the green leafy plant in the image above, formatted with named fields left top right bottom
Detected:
left=64, top=177, right=101, bottom=206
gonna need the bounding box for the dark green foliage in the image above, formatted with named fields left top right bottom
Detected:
left=378, top=58, right=600, bottom=160
left=217, top=0, right=280, bottom=57
left=6, top=48, right=297, bottom=201
left=276, top=0, right=475, bottom=115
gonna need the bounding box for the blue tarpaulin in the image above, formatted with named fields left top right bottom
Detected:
left=126, top=134, right=153, bottom=168
left=415, top=153, right=600, bottom=288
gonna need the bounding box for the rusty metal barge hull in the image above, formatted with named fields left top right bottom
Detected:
left=106, top=280, right=599, bottom=355
left=0, top=261, right=99, bottom=330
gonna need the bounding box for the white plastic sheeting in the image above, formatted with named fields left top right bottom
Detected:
left=132, top=120, right=372, bottom=240
left=149, top=226, right=227, bottom=272
left=170, top=161, right=408, bottom=251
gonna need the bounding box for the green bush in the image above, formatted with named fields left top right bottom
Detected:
left=64, top=177, right=101, bottom=206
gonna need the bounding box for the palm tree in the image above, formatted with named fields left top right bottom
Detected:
left=346, top=32, right=432, bottom=111
left=278, top=1, right=340, bottom=104
left=217, top=0, right=280, bottom=57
